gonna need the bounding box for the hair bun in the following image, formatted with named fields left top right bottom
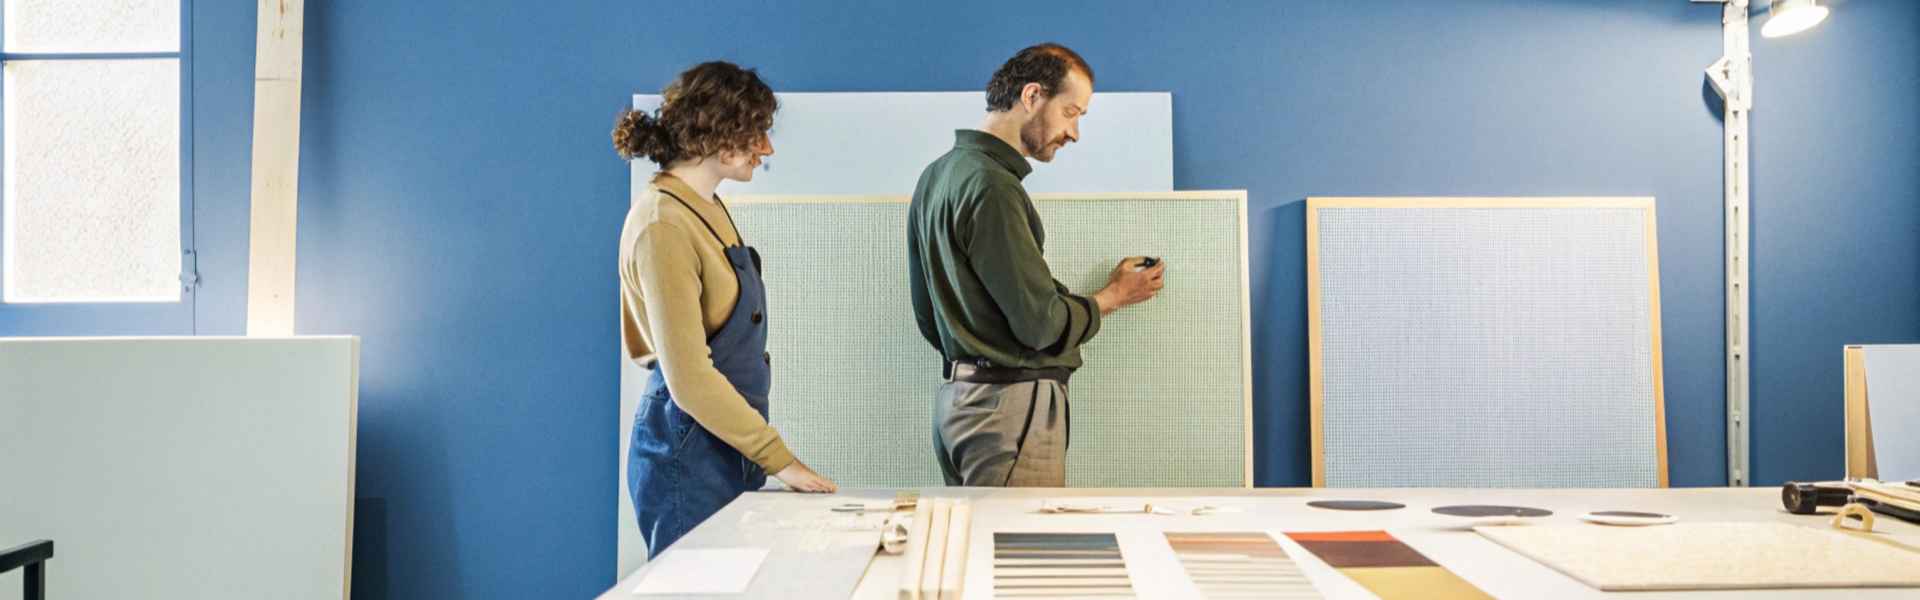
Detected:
left=612, top=109, right=672, bottom=161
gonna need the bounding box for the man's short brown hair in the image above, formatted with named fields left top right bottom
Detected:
left=984, top=43, right=1094, bottom=113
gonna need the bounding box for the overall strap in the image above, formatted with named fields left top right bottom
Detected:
left=658, top=189, right=739, bottom=248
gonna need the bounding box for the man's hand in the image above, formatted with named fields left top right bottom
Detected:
left=773, top=459, right=838, bottom=493
left=1092, top=257, right=1166, bottom=315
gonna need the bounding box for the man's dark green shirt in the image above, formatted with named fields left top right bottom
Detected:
left=908, top=130, right=1103, bottom=370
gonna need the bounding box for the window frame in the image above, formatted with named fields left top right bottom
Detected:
left=0, top=0, right=196, bottom=334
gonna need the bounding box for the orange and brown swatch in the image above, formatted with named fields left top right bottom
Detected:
left=1284, top=531, right=1493, bottom=600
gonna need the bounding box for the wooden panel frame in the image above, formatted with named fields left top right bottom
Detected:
left=730, top=190, right=1255, bottom=487
left=1844, top=345, right=1877, bottom=479
left=1307, top=197, right=1669, bottom=488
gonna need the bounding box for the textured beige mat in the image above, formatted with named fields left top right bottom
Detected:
left=1477, top=522, right=1920, bottom=591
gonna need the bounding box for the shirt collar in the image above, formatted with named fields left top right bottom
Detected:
left=650, top=172, right=708, bottom=204
left=953, top=129, right=1033, bottom=181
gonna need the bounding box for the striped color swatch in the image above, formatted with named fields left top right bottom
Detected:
left=1165, top=532, right=1324, bottom=599
left=1285, top=531, right=1492, bottom=600
left=994, top=532, right=1136, bottom=598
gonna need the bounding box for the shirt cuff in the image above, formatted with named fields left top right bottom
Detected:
left=1076, top=293, right=1104, bottom=345
left=749, top=435, right=798, bottom=474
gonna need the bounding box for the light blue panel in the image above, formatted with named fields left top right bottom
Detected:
left=630, top=92, right=1172, bottom=195
left=1863, top=345, right=1920, bottom=482
left=1316, top=203, right=1661, bottom=488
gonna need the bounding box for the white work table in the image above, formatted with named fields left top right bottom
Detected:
left=600, top=487, right=1920, bottom=600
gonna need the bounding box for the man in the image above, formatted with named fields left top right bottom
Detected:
left=907, top=43, right=1166, bottom=487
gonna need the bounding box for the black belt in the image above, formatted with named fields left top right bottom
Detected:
left=947, top=361, right=1071, bottom=384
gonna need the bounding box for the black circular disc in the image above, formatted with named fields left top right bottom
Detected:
left=1308, top=500, right=1406, bottom=511
left=1432, top=504, right=1553, bottom=518
left=1589, top=510, right=1669, bottom=519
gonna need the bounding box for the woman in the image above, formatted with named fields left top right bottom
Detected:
left=613, top=61, right=836, bottom=558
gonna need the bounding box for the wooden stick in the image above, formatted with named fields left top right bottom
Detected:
left=937, top=502, right=971, bottom=600
left=246, top=0, right=306, bottom=336
left=897, top=500, right=934, bottom=600
left=918, top=500, right=952, bottom=598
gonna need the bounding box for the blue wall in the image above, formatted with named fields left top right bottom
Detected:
left=1748, top=5, right=1920, bottom=485
left=14, top=1, right=1915, bottom=598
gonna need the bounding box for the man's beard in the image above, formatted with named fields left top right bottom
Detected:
left=1020, top=118, right=1065, bottom=163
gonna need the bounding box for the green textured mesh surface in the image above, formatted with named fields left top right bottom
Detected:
left=733, top=194, right=1248, bottom=487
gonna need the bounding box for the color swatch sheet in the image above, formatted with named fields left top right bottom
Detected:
left=994, top=532, right=1136, bottom=598
left=1165, top=532, right=1323, bottom=599
left=1285, top=531, right=1492, bottom=600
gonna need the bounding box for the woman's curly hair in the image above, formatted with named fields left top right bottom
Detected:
left=613, top=61, right=777, bottom=167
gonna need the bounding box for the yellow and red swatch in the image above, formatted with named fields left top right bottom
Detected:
left=1284, top=531, right=1492, bottom=600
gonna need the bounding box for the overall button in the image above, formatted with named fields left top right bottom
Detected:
left=751, top=311, right=764, bottom=324
left=763, top=352, right=771, bottom=365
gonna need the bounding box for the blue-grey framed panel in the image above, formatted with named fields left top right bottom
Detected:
left=0, top=0, right=196, bottom=336
left=1309, top=197, right=1669, bottom=488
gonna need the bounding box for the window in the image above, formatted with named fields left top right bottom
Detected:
left=2, top=0, right=189, bottom=304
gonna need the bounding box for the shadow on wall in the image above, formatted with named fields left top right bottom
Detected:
left=1701, top=78, right=1727, bottom=124
left=352, top=498, right=387, bottom=600
left=346, top=391, right=464, bottom=600
left=1254, top=199, right=1310, bottom=486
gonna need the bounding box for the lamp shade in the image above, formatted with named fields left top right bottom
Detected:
left=1761, top=0, right=1830, bottom=38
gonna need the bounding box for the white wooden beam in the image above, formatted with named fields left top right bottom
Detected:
left=247, top=0, right=306, bottom=336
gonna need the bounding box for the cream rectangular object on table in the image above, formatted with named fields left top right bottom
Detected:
left=1475, top=522, right=1920, bottom=591
left=920, top=501, right=953, bottom=598
left=900, top=501, right=936, bottom=600
left=631, top=548, right=769, bottom=596
left=938, top=503, right=972, bottom=600
left=1308, top=197, right=1667, bottom=488
left=0, top=337, right=359, bottom=600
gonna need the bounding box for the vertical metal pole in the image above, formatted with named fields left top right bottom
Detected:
left=1721, top=0, right=1754, bottom=487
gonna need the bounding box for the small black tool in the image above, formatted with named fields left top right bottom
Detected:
left=1135, top=257, right=1161, bottom=270
left=1781, top=481, right=1852, bottom=515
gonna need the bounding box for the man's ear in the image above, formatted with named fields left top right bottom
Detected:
left=1019, top=82, right=1047, bottom=113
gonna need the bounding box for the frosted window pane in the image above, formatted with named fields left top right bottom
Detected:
left=4, top=0, right=180, bottom=53
left=5, top=59, right=180, bottom=302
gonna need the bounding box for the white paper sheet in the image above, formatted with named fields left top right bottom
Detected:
left=632, top=548, right=770, bottom=596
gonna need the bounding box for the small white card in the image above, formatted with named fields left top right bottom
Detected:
left=631, top=548, right=770, bottom=596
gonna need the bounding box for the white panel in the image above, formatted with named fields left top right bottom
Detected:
left=1863, top=345, right=1920, bottom=481
left=617, top=92, right=1174, bottom=577
left=629, top=92, right=1171, bottom=195
left=0, top=337, right=358, bottom=600
left=3, top=59, right=180, bottom=303
left=2, top=0, right=180, bottom=53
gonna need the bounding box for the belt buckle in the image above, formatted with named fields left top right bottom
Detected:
left=950, top=361, right=984, bottom=383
